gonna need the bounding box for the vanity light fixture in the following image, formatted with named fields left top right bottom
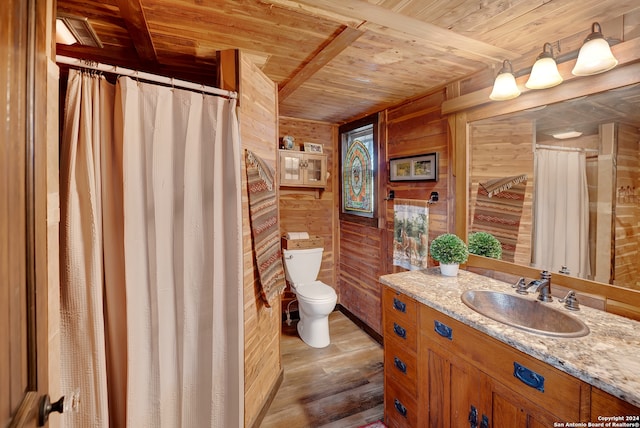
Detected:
left=526, top=43, right=563, bottom=89
left=489, top=60, right=521, bottom=101
left=572, top=22, right=618, bottom=76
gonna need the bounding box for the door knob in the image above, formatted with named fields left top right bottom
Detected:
left=38, top=395, right=64, bottom=426
left=38, top=388, right=79, bottom=426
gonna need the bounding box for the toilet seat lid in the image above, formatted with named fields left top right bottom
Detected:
left=295, top=281, right=336, bottom=301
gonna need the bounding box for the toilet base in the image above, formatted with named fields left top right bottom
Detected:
left=297, top=311, right=332, bottom=348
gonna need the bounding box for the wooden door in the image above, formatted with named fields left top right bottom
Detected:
left=487, top=378, right=560, bottom=428
left=2, top=0, right=53, bottom=426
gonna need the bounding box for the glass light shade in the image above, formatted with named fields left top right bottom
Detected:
left=489, top=72, right=521, bottom=101
left=572, top=23, right=618, bottom=76
left=572, top=38, right=618, bottom=76
left=56, top=19, right=77, bottom=45
left=526, top=57, right=563, bottom=89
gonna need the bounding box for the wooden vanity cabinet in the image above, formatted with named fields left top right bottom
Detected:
left=381, top=286, right=623, bottom=427
left=278, top=150, right=327, bottom=188
left=382, top=287, right=422, bottom=427
left=419, top=303, right=589, bottom=427
left=591, top=388, right=640, bottom=418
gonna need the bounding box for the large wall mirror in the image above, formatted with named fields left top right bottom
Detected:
left=468, top=83, right=639, bottom=292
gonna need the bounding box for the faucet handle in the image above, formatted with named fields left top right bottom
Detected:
left=512, top=277, right=528, bottom=295
left=559, top=290, right=580, bottom=311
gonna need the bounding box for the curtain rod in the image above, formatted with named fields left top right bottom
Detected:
left=535, top=144, right=599, bottom=153
left=56, top=55, right=237, bottom=100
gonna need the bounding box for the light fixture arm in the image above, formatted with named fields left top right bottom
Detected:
left=584, top=22, right=604, bottom=43
left=498, top=59, right=514, bottom=75
left=537, top=42, right=555, bottom=60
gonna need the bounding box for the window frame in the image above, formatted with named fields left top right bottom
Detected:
left=338, top=113, right=379, bottom=227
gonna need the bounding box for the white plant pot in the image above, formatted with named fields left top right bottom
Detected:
left=439, top=263, right=459, bottom=276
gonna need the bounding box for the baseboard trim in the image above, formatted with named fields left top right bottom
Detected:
left=250, top=367, right=284, bottom=428
left=337, top=304, right=383, bottom=345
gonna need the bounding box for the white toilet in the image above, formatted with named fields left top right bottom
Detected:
left=282, top=247, right=337, bottom=348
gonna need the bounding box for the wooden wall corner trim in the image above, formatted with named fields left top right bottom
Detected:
left=248, top=369, right=284, bottom=428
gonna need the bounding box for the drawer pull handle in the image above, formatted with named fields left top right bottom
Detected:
left=393, top=356, right=407, bottom=374
left=513, top=362, right=545, bottom=392
left=434, top=320, right=453, bottom=340
left=393, top=297, right=407, bottom=313
left=393, top=323, right=407, bottom=339
left=394, top=398, right=407, bottom=418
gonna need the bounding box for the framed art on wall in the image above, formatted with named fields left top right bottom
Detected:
left=303, top=142, right=323, bottom=153
left=339, top=113, right=379, bottom=226
left=389, top=152, right=438, bottom=182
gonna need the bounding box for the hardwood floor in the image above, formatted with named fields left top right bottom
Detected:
left=260, top=311, right=384, bottom=428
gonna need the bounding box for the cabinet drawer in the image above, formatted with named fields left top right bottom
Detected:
left=384, top=315, right=418, bottom=354
left=419, top=304, right=457, bottom=347
left=384, top=339, right=418, bottom=397
left=384, top=378, right=418, bottom=428
left=591, top=387, right=640, bottom=417
left=420, top=304, right=585, bottom=421
left=383, top=287, right=418, bottom=326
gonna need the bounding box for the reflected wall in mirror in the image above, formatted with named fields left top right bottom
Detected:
left=469, top=84, right=639, bottom=291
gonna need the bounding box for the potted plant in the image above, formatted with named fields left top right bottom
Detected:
left=468, top=231, right=502, bottom=260
left=429, top=233, right=469, bottom=276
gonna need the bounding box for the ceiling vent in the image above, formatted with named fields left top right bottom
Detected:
left=56, top=13, right=103, bottom=48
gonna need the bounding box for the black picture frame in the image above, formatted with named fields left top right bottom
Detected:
left=389, top=152, right=439, bottom=182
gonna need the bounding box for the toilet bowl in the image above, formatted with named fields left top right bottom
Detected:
left=283, top=248, right=337, bottom=348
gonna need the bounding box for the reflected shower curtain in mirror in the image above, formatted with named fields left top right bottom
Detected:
left=533, top=149, right=591, bottom=278
left=60, top=69, right=243, bottom=428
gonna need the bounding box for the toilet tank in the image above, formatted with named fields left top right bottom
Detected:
left=282, top=247, right=323, bottom=285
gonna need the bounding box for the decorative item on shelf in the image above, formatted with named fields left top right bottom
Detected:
left=282, top=135, right=295, bottom=150
left=572, top=22, right=618, bottom=76
left=489, top=60, right=521, bottom=101
left=468, top=231, right=502, bottom=260
left=526, top=42, right=563, bottom=89
left=303, top=142, right=323, bottom=153
left=429, top=233, right=468, bottom=276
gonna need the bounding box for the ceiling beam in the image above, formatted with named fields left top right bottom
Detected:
left=279, top=26, right=365, bottom=101
left=270, top=0, right=515, bottom=62
left=115, top=0, right=157, bottom=63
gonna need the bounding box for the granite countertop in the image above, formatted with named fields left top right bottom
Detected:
left=379, top=268, right=640, bottom=408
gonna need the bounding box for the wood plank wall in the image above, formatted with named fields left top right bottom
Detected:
left=337, top=90, right=451, bottom=335
left=469, top=118, right=534, bottom=266
left=238, top=53, right=282, bottom=428
left=615, top=123, right=640, bottom=290
left=278, top=118, right=337, bottom=314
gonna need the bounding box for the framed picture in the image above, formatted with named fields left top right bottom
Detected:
left=389, top=152, right=438, bottom=181
left=304, top=142, right=323, bottom=153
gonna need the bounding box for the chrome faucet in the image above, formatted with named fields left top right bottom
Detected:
left=527, top=270, right=553, bottom=302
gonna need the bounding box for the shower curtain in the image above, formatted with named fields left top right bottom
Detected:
left=533, top=149, right=591, bottom=278
left=60, top=69, right=244, bottom=427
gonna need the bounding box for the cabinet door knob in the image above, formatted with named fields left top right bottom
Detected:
left=468, top=404, right=478, bottom=428
left=480, top=414, right=489, bottom=428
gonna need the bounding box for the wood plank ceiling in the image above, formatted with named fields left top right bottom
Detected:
left=55, top=0, right=640, bottom=123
